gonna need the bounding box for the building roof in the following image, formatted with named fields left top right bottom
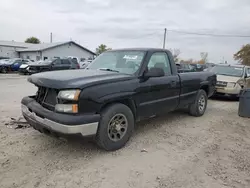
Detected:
left=16, top=41, right=96, bottom=55
left=0, top=40, right=35, bottom=48
left=16, top=41, right=66, bottom=52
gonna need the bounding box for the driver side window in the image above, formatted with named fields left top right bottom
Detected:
left=147, top=52, right=172, bottom=76
left=53, top=59, right=61, bottom=65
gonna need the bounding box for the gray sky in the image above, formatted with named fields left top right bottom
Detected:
left=1, top=0, right=250, bottom=63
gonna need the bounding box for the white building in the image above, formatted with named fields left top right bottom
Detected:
left=0, top=40, right=95, bottom=61
left=0, top=41, right=34, bottom=58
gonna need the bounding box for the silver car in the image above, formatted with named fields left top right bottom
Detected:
left=210, top=64, right=250, bottom=97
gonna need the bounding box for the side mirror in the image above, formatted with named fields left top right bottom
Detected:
left=246, top=73, right=250, bottom=78
left=144, top=67, right=165, bottom=78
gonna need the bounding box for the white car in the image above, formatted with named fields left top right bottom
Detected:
left=80, top=60, right=92, bottom=69
left=18, top=60, right=37, bottom=74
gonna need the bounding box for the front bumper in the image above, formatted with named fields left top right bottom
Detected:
left=21, top=96, right=100, bottom=136
left=215, top=85, right=241, bottom=95
left=19, top=68, right=29, bottom=74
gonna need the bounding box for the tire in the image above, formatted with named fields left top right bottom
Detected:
left=230, top=94, right=239, bottom=101
left=189, top=89, right=208, bottom=117
left=2, top=67, right=7, bottom=74
left=96, top=103, right=134, bottom=151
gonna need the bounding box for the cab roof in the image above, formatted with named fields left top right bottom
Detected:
left=109, top=48, right=171, bottom=53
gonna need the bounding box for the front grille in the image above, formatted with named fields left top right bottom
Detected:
left=216, top=81, right=227, bottom=87
left=36, top=87, right=58, bottom=111
left=29, top=66, right=38, bottom=71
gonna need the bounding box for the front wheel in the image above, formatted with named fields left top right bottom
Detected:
left=189, top=89, right=208, bottom=117
left=96, top=103, right=134, bottom=151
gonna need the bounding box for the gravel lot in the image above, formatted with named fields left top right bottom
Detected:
left=1, top=74, right=250, bottom=188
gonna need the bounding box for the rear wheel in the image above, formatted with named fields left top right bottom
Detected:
left=96, top=103, right=134, bottom=151
left=189, top=89, right=208, bottom=117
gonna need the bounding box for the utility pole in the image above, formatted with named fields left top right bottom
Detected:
left=50, top=32, right=53, bottom=43
left=163, top=28, right=167, bottom=49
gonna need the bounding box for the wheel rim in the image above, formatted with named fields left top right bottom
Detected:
left=108, top=114, right=128, bottom=142
left=198, top=95, right=206, bottom=112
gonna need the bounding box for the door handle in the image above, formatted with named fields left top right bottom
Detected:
left=170, top=81, right=176, bottom=87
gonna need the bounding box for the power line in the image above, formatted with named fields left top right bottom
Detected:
left=167, top=29, right=250, bottom=38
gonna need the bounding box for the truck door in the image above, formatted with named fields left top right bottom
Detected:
left=136, top=52, right=180, bottom=119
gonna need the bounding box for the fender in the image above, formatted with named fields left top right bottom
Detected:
left=200, top=80, right=209, bottom=87
left=97, top=91, right=135, bottom=104
left=97, top=92, right=137, bottom=117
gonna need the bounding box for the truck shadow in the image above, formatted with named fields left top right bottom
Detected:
left=209, top=95, right=239, bottom=102
left=34, top=109, right=190, bottom=155
left=134, top=109, right=188, bottom=134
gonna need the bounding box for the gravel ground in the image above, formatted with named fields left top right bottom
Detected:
left=1, top=74, right=250, bottom=188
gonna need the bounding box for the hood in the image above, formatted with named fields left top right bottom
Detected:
left=20, top=64, right=29, bottom=69
left=217, top=74, right=241, bottom=83
left=28, top=69, right=133, bottom=89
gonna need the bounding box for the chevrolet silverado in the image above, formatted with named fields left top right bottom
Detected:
left=21, top=48, right=216, bottom=151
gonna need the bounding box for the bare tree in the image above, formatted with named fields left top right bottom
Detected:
left=169, top=48, right=181, bottom=62
left=199, top=52, right=208, bottom=64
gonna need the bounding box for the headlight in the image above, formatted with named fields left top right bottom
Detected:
left=55, top=104, right=78, bottom=113
left=57, top=90, right=81, bottom=100
left=237, top=80, right=244, bottom=86
left=227, top=82, right=236, bottom=88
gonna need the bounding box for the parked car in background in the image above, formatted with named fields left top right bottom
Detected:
left=19, top=60, right=36, bottom=74
left=11, top=59, right=32, bottom=71
left=176, top=63, right=195, bottom=73
left=0, top=59, right=9, bottom=72
left=80, top=59, right=93, bottom=69
left=0, top=58, right=31, bottom=73
left=27, top=57, right=80, bottom=74
left=21, top=48, right=216, bottom=151
left=67, top=57, right=80, bottom=69
left=0, top=59, right=19, bottom=73
left=68, top=56, right=80, bottom=63
left=0, top=59, right=10, bottom=64
left=189, top=64, right=206, bottom=72
left=209, top=64, right=250, bottom=98
left=203, top=63, right=215, bottom=72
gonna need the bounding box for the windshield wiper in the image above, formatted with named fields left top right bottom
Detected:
left=98, top=68, right=119, bottom=73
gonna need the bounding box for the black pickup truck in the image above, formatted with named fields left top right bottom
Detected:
left=21, top=48, right=216, bottom=151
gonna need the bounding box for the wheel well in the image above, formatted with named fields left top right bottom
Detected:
left=100, top=99, right=136, bottom=118
left=200, top=85, right=209, bottom=95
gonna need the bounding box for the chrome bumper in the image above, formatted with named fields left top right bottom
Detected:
left=22, top=104, right=98, bottom=136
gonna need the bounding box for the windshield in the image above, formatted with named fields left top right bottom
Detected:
left=210, top=65, right=244, bottom=77
left=87, top=50, right=145, bottom=74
